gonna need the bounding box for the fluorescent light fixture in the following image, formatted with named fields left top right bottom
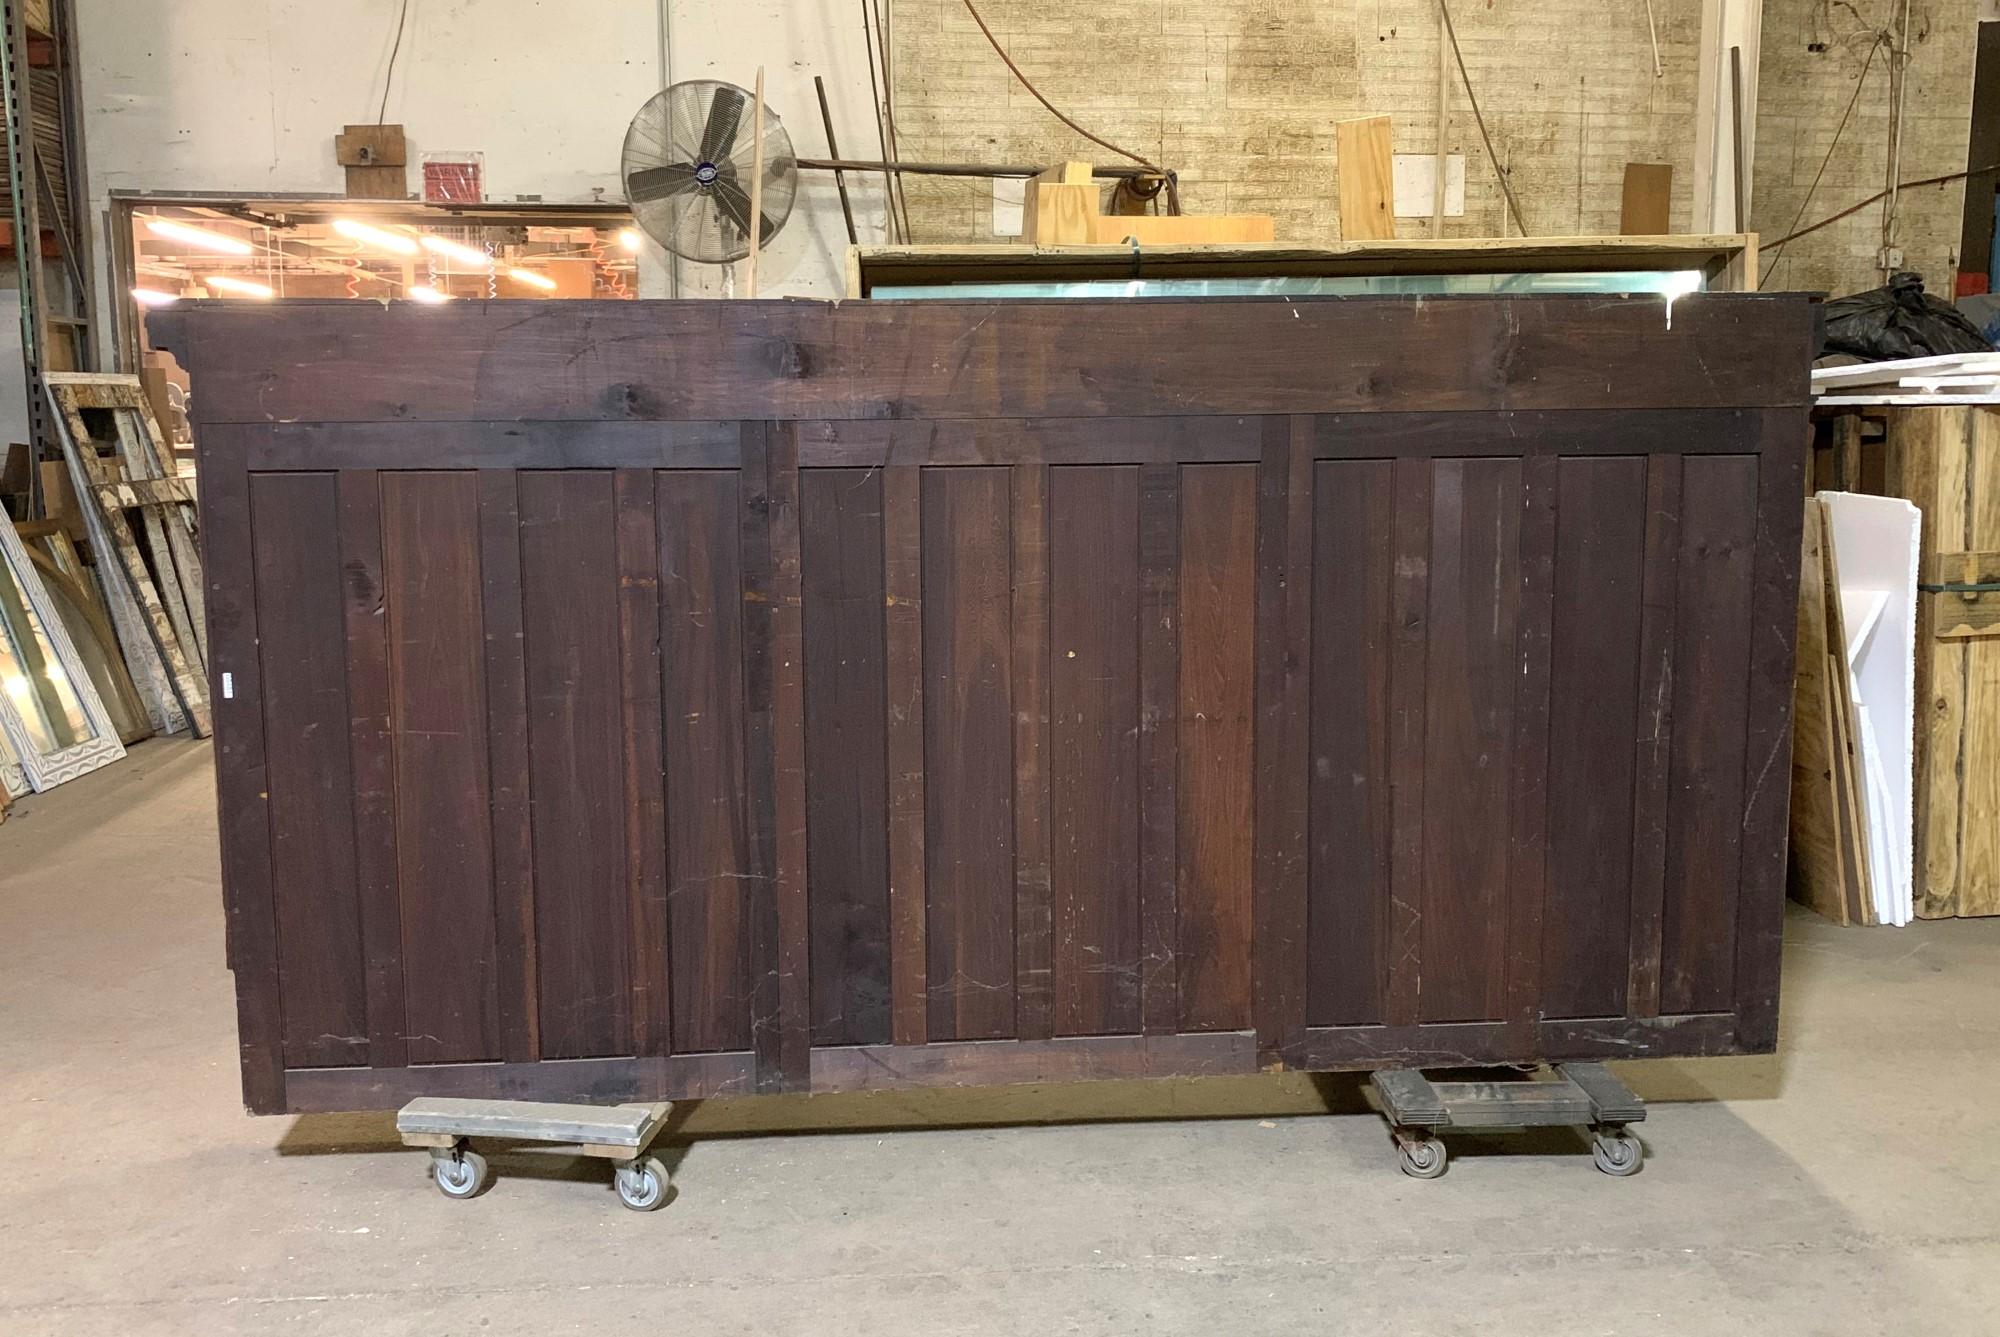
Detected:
left=130, top=287, right=180, bottom=307
left=406, top=285, right=451, bottom=304
left=507, top=267, right=558, bottom=291
left=331, top=218, right=420, bottom=255
left=419, top=234, right=493, bottom=268
left=204, top=275, right=275, bottom=298
left=618, top=227, right=644, bottom=253
left=145, top=218, right=253, bottom=255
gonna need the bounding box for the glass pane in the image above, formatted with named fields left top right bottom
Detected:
left=0, top=558, right=91, bottom=754
left=871, top=270, right=1710, bottom=299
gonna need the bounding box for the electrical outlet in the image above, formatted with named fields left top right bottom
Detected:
left=1879, top=246, right=1905, bottom=270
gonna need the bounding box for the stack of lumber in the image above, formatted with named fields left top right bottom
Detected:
left=1799, top=400, right=2000, bottom=918
left=1814, top=352, right=2000, bottom=405
left=1789, top=492, right=1920, bottom=926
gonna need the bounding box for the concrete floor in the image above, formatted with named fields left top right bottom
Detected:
left=3, top=739, right=1999, bottom=1335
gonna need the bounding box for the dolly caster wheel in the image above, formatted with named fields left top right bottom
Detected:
left=615, top=1154, right=670, bottom=1211
left=1592, top=1128, right=1643, bottom=1177
left=431, top=1143, right=491, bottom=1200
left=1395, top=1132, right=1448, bottom=1180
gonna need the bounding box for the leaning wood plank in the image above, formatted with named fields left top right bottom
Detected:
left=89, top=377, right=209, bottom=670
left=46, top=381, right=208, bottom=736
left=1787, top=502, right=1850, bottom=924
left=1336, top=116, right=1397, bottom=240
left=1958, top=407, right=2000, bottom=915
left=1818, top=503, right=1876, bottom=924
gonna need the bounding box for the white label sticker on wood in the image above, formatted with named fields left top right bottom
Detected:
left=1392, top=154, right=1466, bottom=218
left=221, top=671, right=234, bottom=700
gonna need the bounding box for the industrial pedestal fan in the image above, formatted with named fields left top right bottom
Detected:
left=621, top=80, right=797, bottom=264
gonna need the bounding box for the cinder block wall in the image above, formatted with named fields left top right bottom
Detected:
left=888, top=0, right=1705, bottom=245
left=1751, top=1, right=1975, bottom=298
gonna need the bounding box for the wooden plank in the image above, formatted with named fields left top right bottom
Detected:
left=1336, top=116, right=1397, bottom=241
left=765, top=425, right=813, bottom=1086
left=1251, top=418, right=1312, bottom=1065
left=1419, top=456, right=1521, bottom=1024
left=382, top=471, right=501, bottom=1064
left=1137, top=462, right=1180, bottom=1036
left=615, top=469, right=671, bottom=1056
left=1384, top=457, right=1432, bottom=1029
left=1085, top=214, right=1277, bottom=245
left=1012, top=463, right=1055, bottom=1042
left=1620, top=163, right=1675, bottom=235
left=518, top=470, right=631, bottom=1059
left=658, top=470, right=754, bottom=1054
left=249, top=472, right=367, bottom=1068
left=809, top=1031, right=1259, bottom=1091
left=1506, top=454, right=1557, bottom=1046
left=1542, top=456, right=1648, bottom=1016
left=150, top=298, right=1814, bottom=424
left=922, top=467, right=1017, bottom=1041
left=1787, top=500, right=1854, bottom=924
left=283, top=1053, right=758, bottom=1112
left=1177, top=462, right=1258, bottom=1032
left=478, top=471, right=539, bottom=1065
left=1022, top=181, right=1098, bottom=246
left=1049, top=465, right=1142, bottom=1037
left=1306, top=458, right=1394, bottom=1027
left=1957, top=406, right=2000, bottom=915
left=339, top=470, right=409, bottom=1069
left=397, top=1098, right=669, bottom=1148
left=882, top=465, right=928, bottom=1046
left=741, top=423, right=784, bottom=1087
left=800, top=466, right=893, bottom=1047
left=244, top=421, right=742, bottom=471
left=1660, top=455, right=1759, bottom=1016
left=1625, top=453, right=1683, bottom=1016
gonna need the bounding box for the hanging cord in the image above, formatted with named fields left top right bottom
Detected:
left=1437, top=0, right=1529, bottom=236
left=376, top=0, right=412, bottom=125
left=957, top=0, right=1179, bottom=212
left=1760, top=36, right=1883, bottom=289
left=1765, top=161, right=2000, bottom=250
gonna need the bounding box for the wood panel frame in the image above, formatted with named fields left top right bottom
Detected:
left=154, top=296, right=1813, bottom=1114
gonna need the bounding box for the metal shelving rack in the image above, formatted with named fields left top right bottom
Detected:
left=3, top=0, right=98, bottom=516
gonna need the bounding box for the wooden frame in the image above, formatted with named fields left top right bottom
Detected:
left=44, top=372, right=208, bottom=737
left=152, top=295, right=1813, bottom=1116
left=0, top=509, right=127, bottom=792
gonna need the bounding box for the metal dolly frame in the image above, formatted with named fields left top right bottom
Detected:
left=398, top=1098, right=675, bottom=1211
left=1371, top=1062, right=1645, bottom=1179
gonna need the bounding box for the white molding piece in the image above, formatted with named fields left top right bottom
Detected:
left=0, top=512, right=128, bottom=792
left=1694, top=0, right=1761, bottom=233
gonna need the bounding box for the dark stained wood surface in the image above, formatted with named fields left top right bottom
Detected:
left=171, top=298, right=1813, bottom=1113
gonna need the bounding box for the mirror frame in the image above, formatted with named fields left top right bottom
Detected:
left=0, top=512, right=127, bottom=792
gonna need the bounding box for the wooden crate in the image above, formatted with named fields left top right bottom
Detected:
left=1879, top=405, right=2000, bottom=918
left=151, top=295, right=1811, bottom=1115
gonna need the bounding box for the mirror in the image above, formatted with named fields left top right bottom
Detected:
left=0, top=513, right=126, bottom=791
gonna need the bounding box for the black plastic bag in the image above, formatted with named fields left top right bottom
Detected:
left=1819, top=271, right=1993, bottom=361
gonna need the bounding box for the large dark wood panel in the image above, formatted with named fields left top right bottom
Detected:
left=1660, top=454, right=1760, bottom=1016
left=922, top=467, right=1017, bottom=1041
left=1048, top=465, right=1142, bottom=1037
left=1542, top=457, right=1649, bottom=1021
left=800, top=468, right=893, bottom=1047
left=1177, top=463, right=1257, bottom=1032
left=379, top=472, right=502, bottom=1064
left=658, top=469, right=755, bottom=1055
left=1306, top=459, right=1395, bottom=1028
left=1418, top=457, right=1522, bottom=1025
left=174, top=298, right=1814, bottom=1114
left=518, top=471, right=632, bottom=1059
left=250, top=472, right=367, bottom=1068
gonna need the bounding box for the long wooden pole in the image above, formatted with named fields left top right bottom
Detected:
left=1433, top=1, right=1450, bottom=237
left=748, top=66, right=765, bottom=298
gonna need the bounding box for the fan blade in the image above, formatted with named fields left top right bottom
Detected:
left=712, top=175, right=778, bottom=245
left=626, top=162, right=702, bottom=204
left=698, top=86, right=747, bottom=164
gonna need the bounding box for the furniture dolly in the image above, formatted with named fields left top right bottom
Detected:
left=1371, top=1062, right=1645, bottom=1179
left=397, top=1098, right=674, bottom=1210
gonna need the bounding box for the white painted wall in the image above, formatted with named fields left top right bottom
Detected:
left=73, top=0, right=890, bottom=352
